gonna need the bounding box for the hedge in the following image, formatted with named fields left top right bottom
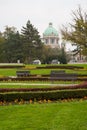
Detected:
left=0, top=82, right=87, bottom=93
left=0, top=65, right=25, bottom=68
left=0, top=89, right=87, bottom=102
left=0, top=77, right=87, bottom=81
left=37, top=65, right=84, bottom=69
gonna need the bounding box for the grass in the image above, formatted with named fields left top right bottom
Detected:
left=0, top=100, right=87, bottom=130
left=0, top=84, right=52, bottom=88
left=0, top=68, right=87, bottom=76
left=0, top=63, right=85, bottom=89
left=0, top=80, right=80, bottom=88
left=0, top=64, right=87, bottom=130
left=0, top=68, right=17, bottom=76
left=0, top=63, right=87, bottom=76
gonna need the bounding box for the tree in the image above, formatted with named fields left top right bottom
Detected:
left=3, top=26, right=17, bottom=39
left=0, top=32, right=5, bottom=43
left=61, top=6, right=87, bottom=57
left=59, top=47, right=67, bottom=64
left=21, top=20, right=43, bottom=63
left=40, top=46, right=67, bottom=64
left=1, top=26, right=23, bottom=63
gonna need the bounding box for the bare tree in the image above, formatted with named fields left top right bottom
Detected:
left=61, top=6, right=87, bottom=57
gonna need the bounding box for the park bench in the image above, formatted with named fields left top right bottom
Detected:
left=50, top=70, right=65, bottom=75
left=16, top=70, right=30, bottom=77
left=50, top=70, right=77, bottom=81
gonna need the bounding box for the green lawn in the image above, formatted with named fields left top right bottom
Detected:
left=0, top=68, right=17, bottom=76
left=0, top=100, right=87, bottom=130
left=0, top=80, right=80, bottom=88
left=0, top=64, right=87, bottom=76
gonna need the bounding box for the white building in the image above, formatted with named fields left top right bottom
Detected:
left=43, top=23, right=59, bottom=48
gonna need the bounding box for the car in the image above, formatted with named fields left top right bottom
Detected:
left=51, top=59, right=59, bottom=64
left=32, top=60, right=41, bottom=65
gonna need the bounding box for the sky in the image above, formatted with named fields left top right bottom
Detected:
left=0, top=0, right=87, bottom=50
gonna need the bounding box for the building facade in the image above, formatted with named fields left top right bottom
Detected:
left=43, top=23, right=59, bottom=48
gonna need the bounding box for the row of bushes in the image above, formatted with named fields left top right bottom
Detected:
left=37, top=65, right=84, bottom=69
left=0, top=82, right=87, bottom=93
left=0, top=77, right=87, bottom=81
left=0, top=64, right=25, bottom=68
left=0, top=89, right=87, bottom=102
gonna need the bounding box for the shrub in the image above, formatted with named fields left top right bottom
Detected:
left=37, top=65, right=84, bottom=69
left=0, top=82, right=87, bottom=92
left=0, top=64, right=25, bottom=68
left=0, top=89, right=87, bottom=102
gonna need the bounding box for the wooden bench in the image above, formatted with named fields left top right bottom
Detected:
left=16, top=70, right=30, bottom=77
left=50, top=70, right=65, bottom=75
left=50, top=70, right=77, bottom=81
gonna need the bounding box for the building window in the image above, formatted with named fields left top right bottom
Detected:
left=51, top=38, right=54, bottom=44
left=57, top=39, right=58, bottom=44
left=45, top=39, right=48, bottom=44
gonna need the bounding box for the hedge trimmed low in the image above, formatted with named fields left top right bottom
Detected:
left=0, top=82, right=87, bottom=92
left=0, top=89, right=87, bottom=102
left=0, top=64, right=25, bottom=68
left=37, top=65, right=84, bottom=69
left=0, top=76, right=87, bottom=81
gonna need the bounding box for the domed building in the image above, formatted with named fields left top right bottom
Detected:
left=43, top=23, right=59, bottom=48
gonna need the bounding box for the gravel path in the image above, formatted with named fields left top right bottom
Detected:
left=0, top=83, right=78, bottom=86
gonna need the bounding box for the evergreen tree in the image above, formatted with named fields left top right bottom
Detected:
left=59, top=47, right=67, bottom=64
left=21, top=20, right=43, bottom=63
left=1, top=26, right=23, bottom=63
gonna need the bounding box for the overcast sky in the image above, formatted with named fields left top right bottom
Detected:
left=0, top=0, right=87, bottom=50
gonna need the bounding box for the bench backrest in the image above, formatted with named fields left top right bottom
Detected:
left=50, top=71, right=77, bottom=80
left=16, top=70, right=30, bottom=77
left=51, top=70, right=65, bottom=75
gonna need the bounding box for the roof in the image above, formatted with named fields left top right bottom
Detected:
left=43, top=23, right=58, bottom=36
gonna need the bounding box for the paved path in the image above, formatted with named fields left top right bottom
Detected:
left=0, top=83, right=78, bottom=86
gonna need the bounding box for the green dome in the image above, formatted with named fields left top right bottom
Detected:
left=43, top=23, right=58, bottom=36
